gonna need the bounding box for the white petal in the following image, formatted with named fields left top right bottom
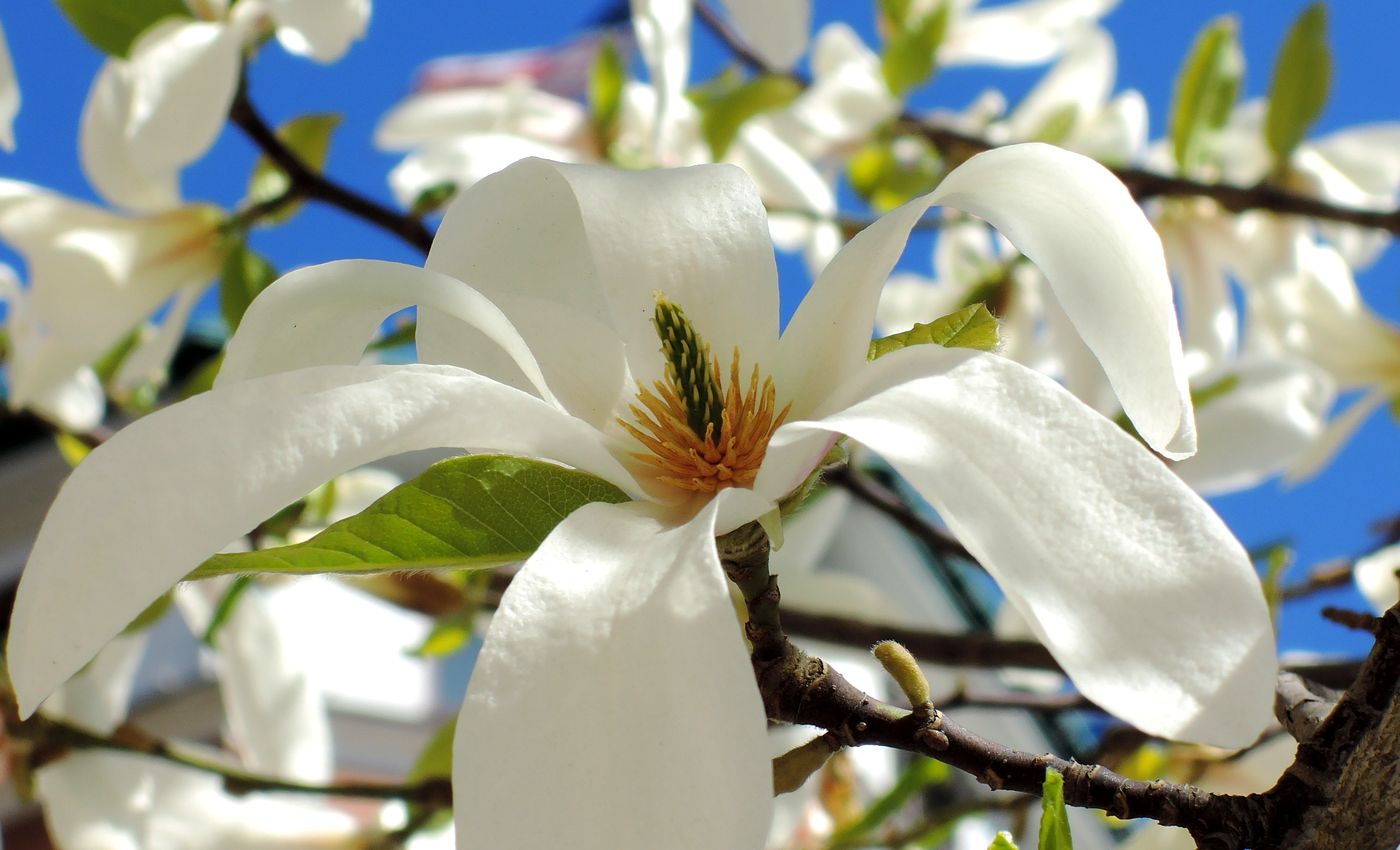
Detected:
left=427, top=158, right=780, bottom=392
left=8, top=363, right=636, bottom=716
left=219, top=260, right=554, bottom=406
left=630, top=0, right=692, bottom=160
left=81, top=20, right=240, bottom=208
left=28, top=368, right=105, bottom=433
left=942, top=0, right=1117, bottom=67
left=42, top=633, right=147, bottom=733
left=454, top=501, right=771, bottom=849
left=720, top=0, right=810, bottom=69
left=1355, top=544, right=1400, bottom=615
left=0, top=18, right=18, bottom=151
left=1171, top=357, right=1333, bottom=496
left=265, top=0, right=369, bottom=63
left=781, top=143, right=1194, bottom=460
left=764, top=346, right=1276, bottom=746
left=375, top=85, right=590, bottom=152
left=1159, top=215, right=1238, bottom=369
left=1004, top=27, right=1114, bottom=142
left=387, top=133, right=585, bottom=207
left=769, top=487, right=850, bottom=576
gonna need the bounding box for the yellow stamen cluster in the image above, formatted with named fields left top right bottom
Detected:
left=620, top=297, right=790, bottom=493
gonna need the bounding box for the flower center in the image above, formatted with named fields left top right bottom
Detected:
left=619, top=296, right=790, bottom=493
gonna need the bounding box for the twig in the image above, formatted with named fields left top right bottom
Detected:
left=228, top=78, right=435, bottom=255
left=17, top=712, right=452, bottom=808
left=1281, top=560, right=1354, bottom=601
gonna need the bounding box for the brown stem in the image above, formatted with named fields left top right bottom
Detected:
left=228, top=79, right=435, bottom=255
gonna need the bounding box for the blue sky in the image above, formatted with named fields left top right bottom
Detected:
left=2, top=0, right=1397, bottom=658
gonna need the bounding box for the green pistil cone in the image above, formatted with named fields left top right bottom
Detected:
left=654, top=297, right=725, bottom=441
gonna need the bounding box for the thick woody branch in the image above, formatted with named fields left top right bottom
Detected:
left=228, top=79, right=435, bottom=255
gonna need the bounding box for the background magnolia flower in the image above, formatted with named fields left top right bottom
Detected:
left=34, top=588, right=358, bottom=850
left=0, top=180, right=224, bottom=418
left=1354, top=544, right=1400, bottom=615
left=80, top=0, right=371, bottom=211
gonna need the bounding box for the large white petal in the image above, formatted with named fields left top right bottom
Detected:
left=781, top=143, right=1194, bottom=460
left=762, top=346, right=1276, bottom=746
left=454, top=501, right=771, bottom=849
left=0, top=18, right=18, bottom=152
left=720, top=0, right=810, bottom=69
left=375, top=85, right=590, bottom=152
left=427, top=158, right=780, bottom=391
left=265, top=0, right=370, bottom=63
left=219, top=259, right=553, bottom=405
left=8, top=363, right=636, bottom=716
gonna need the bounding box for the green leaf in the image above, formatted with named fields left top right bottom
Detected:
left=410, top=616, right=476, bottom=658
left=848, top=136, right=943, bottom=212
left=869, top=303, right=1000, bottom=360
left=1191, top=372, right=1240, bottom=409
left=1029, top=103, right=1080, bottom=146
left=697, top=74, right=803, bottom=159
left=1265, top=3, right=1330, bottom=167
left=882, top=2, right=951, bottom=96
left=246, top=114, right=343, bottom=225
left=588, top=36, right=627, bottom=142
left=1039, top=768, right=1074, bottom=850
left=177, top=354, right=224, bottom=400
left=189, top=455, right=632, bottom=579
left=987, top=832, right=1020, bottom=850
left=201, top=575, right=255, bottom=646
left=878, top=0, right=915, bottom=29
left=218, top=239, right=279, bottom=333
left=369, top=321, right=418, bottom=353
left=409, top=182, right=457, bottom=218
left=55, top=0, right=190, bottom=57
left=832, top=757, right=949, bottom=843
left=1169, top=16, right=1243, bottom=171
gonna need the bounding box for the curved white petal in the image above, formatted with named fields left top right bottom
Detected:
left=265, top=0, right=369, bottom=63
left=79, top=61, right=183, bottom=211
left=763, top=346, right=1276, bottom=746
left=0, top=18, right=18, bottom=151
left=781, top=143, right=1194, bottom=459
left=8, top=363, right=637, bottom=716
left=720, top=0, right=810, bottom=69
left=375, top=86, right=590, bottom=152
left=82, top=20, right=240, bottom=208
left=427, top=158, right=779, bottom=392
left=454, top=501, right=771, bottom=850
left=1159, top=214, right=1238, bottom=369
left=1171, top=358, right=1334, bottom=496
left=220, top=259, right=554, bottom=406
left=942, top=0, right=1117, bottom=67
left=1355, top=544, right=1400, bottom=615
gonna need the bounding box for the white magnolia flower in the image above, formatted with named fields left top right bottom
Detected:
left=34, top=590, right=357, bottom=850
left=1253, top=230, right=1400, bottom=479
left=80, top=0, right=370, bottom=211
left=1355, top=543, right=1400, bottom=615
left=0, top=180, right=224, bottom=419
left=0, top=17, right=17, bottom=151
left=934, top=0, right=1119, bottom=68
left=0, top=264, right=104, bottom=432
left=718, top=0, right=811, bottom=70
left=11, top=148, right=1275, bottom=848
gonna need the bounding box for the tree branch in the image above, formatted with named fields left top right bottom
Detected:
left=228, top=79, right=435, bottom=255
